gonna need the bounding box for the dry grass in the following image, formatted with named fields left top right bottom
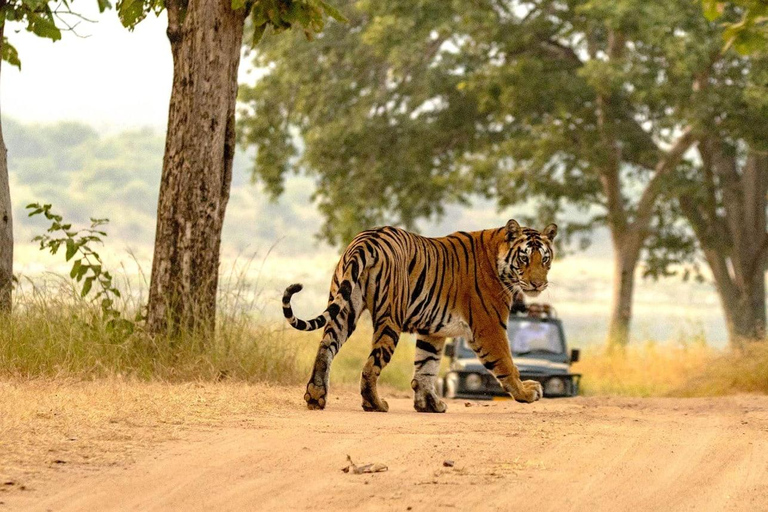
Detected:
left=0, top=277, right=418, bottom=391
left=0, top=275, right=303, bottom=383
left=3, top=273, right=768, bottom=403
left=573, top=341, right=768, bottom=397
left=675, top=341, right=768, bottom=397
left=573, top=343, right=714, bottom=397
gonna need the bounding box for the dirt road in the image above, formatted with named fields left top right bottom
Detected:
left=7, top=392, right=768, bottom=511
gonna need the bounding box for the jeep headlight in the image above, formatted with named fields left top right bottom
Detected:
left=545, top=377, right=566, bottom=396
left=464, top=373, right=483, bottom=391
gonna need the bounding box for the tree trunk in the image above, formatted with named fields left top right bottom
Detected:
left=598, top=128, right=695, bottom=348
left=146, top=0, right=245, bottom=337
left=729, top=274, right=766, bottom=344
left=0, top=20, right=13, bottom=313
left=700, top=245, right=764, bottom=346
left=681, top=141, right=767, bottom=347
left=607, top=232, right=641, bottom=348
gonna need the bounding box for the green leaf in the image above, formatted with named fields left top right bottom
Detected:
left=232, top=0, right=247, bottom=9
left=97, top=0, right=113, bottom=12
left=82, top=277, right=94, bottom=297
left=252, top=23, right=268, bottom=45
left=65, top=239, right=77, bottom=261
left=117, top=0, right=148, bottom=29
left=702, top=0, right=722, bottom=21
left=26, top=12, right=63, bottom=41
left=1, top=37, right=21, bottom=69
left=319, top=1, right=348, bottom=23
left=70, top=259, right=82, bottom=279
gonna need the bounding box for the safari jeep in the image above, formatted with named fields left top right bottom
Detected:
left=441, top=304, right=581, bottom=399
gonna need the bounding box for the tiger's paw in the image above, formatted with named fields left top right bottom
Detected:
left=513, top=380, right=543, bottom=404
left=412, top=379, right=447, bottom=413
left=361, top=376, right=389, bottom=412
left=304, top=382, right=327, bottom=410
left=361, top=398, right=389, bottom=412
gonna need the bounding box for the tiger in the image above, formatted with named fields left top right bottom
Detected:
left=282, top=219, right=557, bottom=413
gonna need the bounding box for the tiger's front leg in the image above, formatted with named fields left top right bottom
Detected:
left=411, top=335, right=447, bottom=413
left=470, top=330, right=543, bottom=404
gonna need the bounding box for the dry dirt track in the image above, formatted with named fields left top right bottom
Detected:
left=8, top=393, right=768, bottom=512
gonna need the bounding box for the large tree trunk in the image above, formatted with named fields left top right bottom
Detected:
left=146, top=0, right=245, bottom=336
left=710, top=145, right=766, bottom=346
left=729, top=274, right=766, bottom=343
left=680, top=141, right=767, bottom=347
left=704, top=246, right=766, bottom=346
left=0, top=20, right=13, bottom=313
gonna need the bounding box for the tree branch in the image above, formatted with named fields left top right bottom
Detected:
left=679, top=196, right=739, bottom=305
left=706, top=137, right=749, bottom=279
left=539, top=40, right=582, bottom=65
left=599, top=165, right=627, bottom=235
left=630, top=126, right=696, bottom=236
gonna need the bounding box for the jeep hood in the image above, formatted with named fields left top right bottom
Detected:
left=453, top=357, right=570, bottom=375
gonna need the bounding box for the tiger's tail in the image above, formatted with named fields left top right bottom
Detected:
left=282, top=251, right=364, bottom=332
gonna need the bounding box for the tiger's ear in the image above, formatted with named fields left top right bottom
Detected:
left=505, top=219, right=521, bottom=241
left=543, top=223, right=558, bottom=241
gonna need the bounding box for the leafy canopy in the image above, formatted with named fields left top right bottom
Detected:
left=0, top=0, right=111, bottom=69
left=239, top=0, right=754, bottom=252
left=115, top=0, right=346, bottom=42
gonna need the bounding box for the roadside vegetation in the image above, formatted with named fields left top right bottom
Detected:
left=575, top=342, right=768, bottom=397
left=1, top=200, right=764, bottom=398
left=2, top=270, right=766, bottom=398
left=0, top=271, right=416, bottom=390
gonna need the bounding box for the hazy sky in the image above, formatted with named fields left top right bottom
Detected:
left=2, top=7, right=172, bottom=129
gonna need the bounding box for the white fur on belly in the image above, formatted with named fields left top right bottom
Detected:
left=432, top=316, right=472, bottom=339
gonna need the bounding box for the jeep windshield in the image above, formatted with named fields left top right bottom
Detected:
left=508, top=319, right=564, bottom=355
left=455, top=318, right=565, bottom=358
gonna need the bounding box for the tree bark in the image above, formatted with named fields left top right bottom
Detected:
left=705, top=245, right=766, bottom=345
left=680, top=141, right=767, bottom=347
left=607, top=232, right=641, bottom=348
left=0, top=18, right=13, bottom=313
left=146, top=0, right=245, bottom=337
left=709, top=146, right=766, bottom=346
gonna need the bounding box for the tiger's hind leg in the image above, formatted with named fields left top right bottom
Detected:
left=411, top=335, right=447, bottom=413
left=360, top=319, right=400, bottom=412
left=304, top=291, right=362, bottom=410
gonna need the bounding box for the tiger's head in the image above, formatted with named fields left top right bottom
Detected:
left=497, top=219, right=557, bottom=297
